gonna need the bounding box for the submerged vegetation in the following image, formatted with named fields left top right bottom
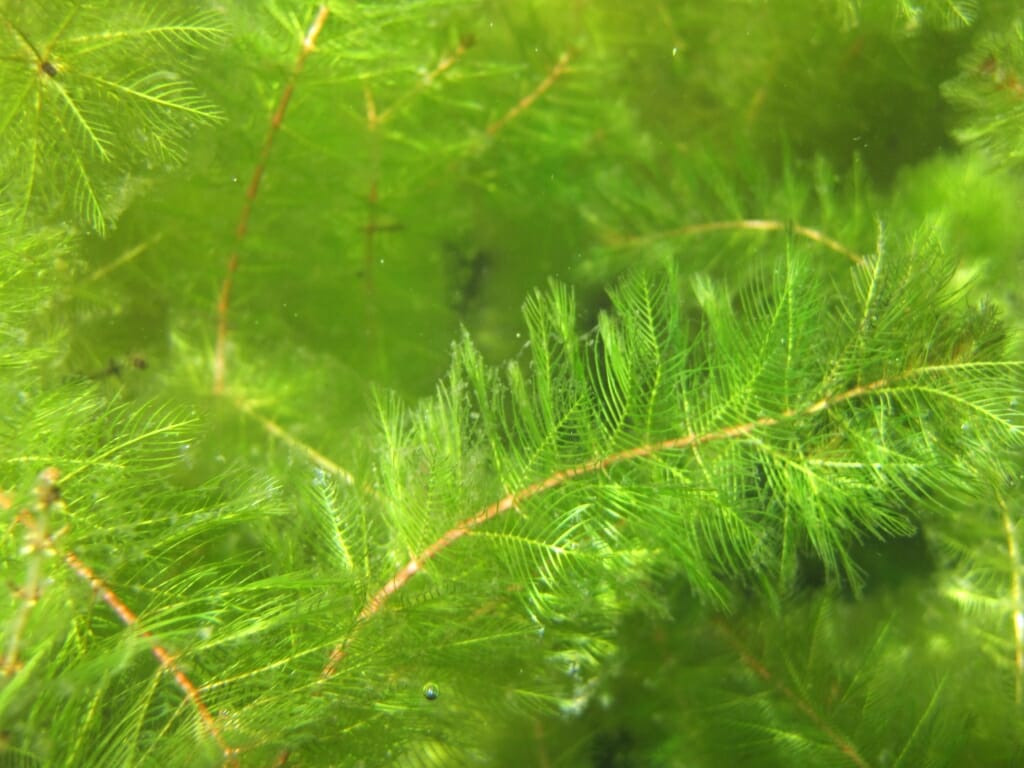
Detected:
left=1, top=1, right=1023, bottom=766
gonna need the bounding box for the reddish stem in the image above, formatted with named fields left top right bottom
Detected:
left=358, top=36, right=473, bottom=364
left=213, top=5, right=331, bottom=394
left=14, top=506, right=236, bottom=762
left=321, top=376, right=890, bottom=677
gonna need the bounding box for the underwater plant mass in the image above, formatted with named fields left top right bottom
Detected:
left=1, top=1, right=1023, bottom=766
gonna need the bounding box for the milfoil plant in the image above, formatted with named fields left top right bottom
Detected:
left=2, top=1, right=1023, bottom=766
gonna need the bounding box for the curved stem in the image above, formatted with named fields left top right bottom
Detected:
left=321, top=375, right=891, bottom=677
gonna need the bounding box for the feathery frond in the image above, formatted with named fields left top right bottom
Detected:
left=943, top=18, right=1024, bottom=165
left=0, top=3, right=224, bottom=232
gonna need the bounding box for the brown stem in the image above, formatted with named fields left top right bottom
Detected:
left=372, top=34, right=476, bottom=129
left=320, top=375, right=891, bottom=677
left=60, top=546, right=236, bottom=761
left=362, top=86, right=382, bottom=363
left=486, top=50, right=574, bottom=138
left=606, top=218, right=864, bottom=265
left=362, top=34, right=473, bottom=371
left=213, top=5, right=331, bottom=394
left=714, top=618, right=871, bottom=768
left=10, top=471, right=236, bottom=762
left=0, top=472, right=55, bottom=677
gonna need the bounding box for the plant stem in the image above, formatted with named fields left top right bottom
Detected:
left=321, top=375, right=893, bottom=677
left=214, top=5, right=331, bottom=394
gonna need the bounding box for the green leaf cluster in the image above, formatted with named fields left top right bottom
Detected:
left=0, top=1, right=224, bottom=233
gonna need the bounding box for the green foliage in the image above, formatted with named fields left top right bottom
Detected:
left=0, top=2, right=224, bottom=233
left=943, top=16, right=1024, bottom=164
left=1, top=1, right=1023, bottom=767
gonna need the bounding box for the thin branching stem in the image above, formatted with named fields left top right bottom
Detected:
left=997, top=489, right=1024, bottom=704
left=606, top=219, right=865, bottom=264
left=230, top=396, right=360, bottom=489
left=213, top=5, right=330, bottom=394
left=358, top=37, right=476, bottom=352
left=0, top=472, right=56, bottom=676
left=362, top=88, right=382, bottom=346
left=486, top=50, right=574, bottom=138
left=7, top=469, right=237, bottom=763
left=714, top=618, right=871, bottom=768
left=84, top=234, right=162, bottom=283
left=372, top=35, right=475, bottom=129
left=321, top=375, right=892, bottom=677
left=59, top=545, right=236, bottom=760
